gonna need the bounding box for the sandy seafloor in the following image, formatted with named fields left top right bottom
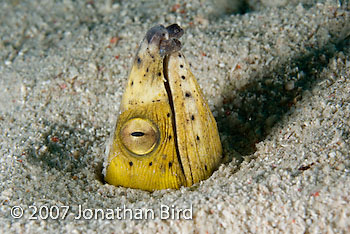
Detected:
left=0, top=0, right=350, bottom=233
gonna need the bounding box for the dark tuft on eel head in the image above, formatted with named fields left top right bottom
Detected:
left=145, top=24, right=184, bottom=57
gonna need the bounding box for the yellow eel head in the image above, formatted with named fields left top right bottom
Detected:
left=104, top=24, right=222, bottom=191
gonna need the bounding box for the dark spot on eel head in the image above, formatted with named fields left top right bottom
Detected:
left=131, top=81, right=134, bottom=86
left=191, top=115, right=195, bottom=120
left=196, top=135, right=200, bottom=140
left=129, top=161, right=133, bottom=166
left=168, top=162, right=172, bottom=168
left=158, top=72, right=161, bottom=76
left=149, top=162, right=152, bottom=166
left=205, top=165, right=207, bottom=171
left=178, top=54, right=182, bottom=58
left=181, top=75, right=185, bottom=80
left=137, top=57, right=141, bottom=64
left=167, top=113, right=170, bottom=117
left=168, top=135, right=172, bottom=140
left=180, top=64, right=184, bottom=68
left=185, top=92, right=191, bottom=97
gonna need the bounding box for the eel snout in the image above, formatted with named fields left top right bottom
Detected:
left=145, top=24, right=184, bottom=56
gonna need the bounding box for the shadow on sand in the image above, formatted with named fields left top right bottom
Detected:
left=216, top=24, right=350, bottom=165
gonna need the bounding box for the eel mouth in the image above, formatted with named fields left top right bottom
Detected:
left=144, top=24, right=187, bottom=179
left=145, top=24, right=184, bottom=57
left=139, top=24, right=187, bottom=178
left=162, top=52, right=186, bottom=178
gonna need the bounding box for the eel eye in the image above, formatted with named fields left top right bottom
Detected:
left=120, top=118, right=159, bottom=155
